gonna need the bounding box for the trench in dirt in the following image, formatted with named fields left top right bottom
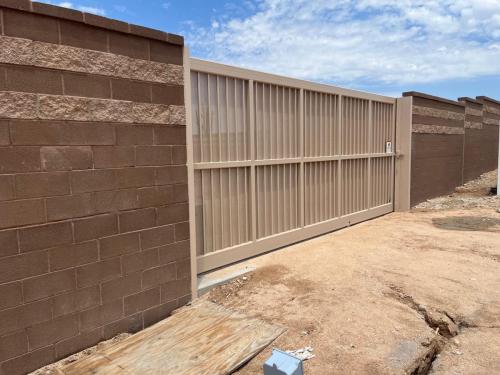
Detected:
left=385, top=284, right=479, bottom=375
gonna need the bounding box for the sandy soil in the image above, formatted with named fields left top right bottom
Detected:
left=202, top=171, right=500, bottom=374
left=33, top=171, right=499, bottom=374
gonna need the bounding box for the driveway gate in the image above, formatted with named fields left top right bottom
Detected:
left=186, top=58, right=397, bottom=274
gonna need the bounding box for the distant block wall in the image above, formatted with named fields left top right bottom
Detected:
left=405, top=92, right=465, bottom=206
left=0, top=1, right=190, bottom=374
left=462, top=97, right=500, bottom=182
left=404, top=92, right=499, bottom=206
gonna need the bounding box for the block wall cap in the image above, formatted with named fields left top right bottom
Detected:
left=0, top=0, right=184, bottom=46
left=403, top=91, right=465, bottom=107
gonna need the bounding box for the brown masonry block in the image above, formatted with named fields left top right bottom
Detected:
left=23, top=268, right=76, bottom=303
left=175, top=222, right=190, bottom=241
left=137, top=185, right=173, bottom=208
left=139, top=224, right=174, bottom=250
left=10, top=120, right=115, bottom=146
left=60, top=20, right=108, bottom=51
left=41, top=146, right=93, bottom=171
left=109, top=32, right=149, bottom=60
left=0, top=282, right=22, bottom=310
left=31, top=2, right=84, bottom=22
left=27, top=313, right=79, bottom=350
left=115, top=167, right=156, bottom=189
left=0, top=251, right=48, bottom=284
left=172, top=184, right=188, bottom=203
left=93, top=189, right=139, bottom=214
left=46, top=193, right=94, bottom=221
left=63, top=72, right=111, bottom=99
left=149, top=40, right=183, bottom=65
left=111, top=79, right=151, bottom=103
left=0, top=66, right=6, bottom=91
left=177, top=294, right=191, bottom=307
left=73, top=213, right=118, bottom=242
left=76, top=258, right=121, bottom=288
left=0, top=346, right=55, bottom=375
left=84, top=13, right=129, bottom=34
left=49, top=241, right=99, bottom=271
left=55, top=328, right=102, bottom=360
left=0, top=330, right=28, bottom=362
left=176, top=258, right=191, bottom=280
left=93, top=146, right=135, bottom=169
left=157, top=203, right=189, bottom=225
left=0, top=299, right=52, bottom=336
left=71, top=169, right=116, bottom=194
left=155, top=126, right=186, bottom=145
left=99, top=232, right=140, bottom=259
left=161, top=278, right=190, bottom=303
left=151, top=85, right=184, bottom=106
left=101, top=272, right=141, bottom=302
left=3, top=9, right=59, bottom=44
left=15, top=172, right=70, bottom=199
left=158, top=240, right=189, bottom=265
left=172, top=145, right=187, bottom=164
left=143, top=300, right=177, bottom=328
left=122, top=248, right=159, bottom=275
left=0, top=120, right=10, bottom=145
left=19, top=221, right=73, bottom=253
left=0, top=198, right=45, bottom=229
left=79, top=299, right=123, bottom=332
left=0, top=147, right=41, bottom=173
left=4, top=65, right=63, bottom=95
left=0, top=228, right=18, bottom=258
left=52, top=285, right=100, bottom=318
left=0, top=175, right=15, bottom=201
left=142, top=263, right=176, bottom=290
left=102, top=312, right=142, bottom=340
left=0, top=0, right=31, bottom=11
left=118, top=208, right=156, bottom=233
left=124, top=287, right=160, bottom=316
left=129, top=24, right=165, bottom=41
left=135, top=146, right=172, bottom=166
left=115, top=125, right=153, bottom=145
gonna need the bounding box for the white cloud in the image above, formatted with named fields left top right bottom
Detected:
left=47, top=1, right=106, bottom=16
left=186, top=0, right=500, bottom=86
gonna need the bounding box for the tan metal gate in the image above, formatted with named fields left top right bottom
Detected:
left=186, top=58, right=397, bottom=274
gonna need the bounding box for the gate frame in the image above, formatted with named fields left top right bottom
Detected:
left=184, top=49, right=412, bottom=298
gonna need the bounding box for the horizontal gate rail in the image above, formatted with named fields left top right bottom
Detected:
left=188, top=56, right=397, bottom=274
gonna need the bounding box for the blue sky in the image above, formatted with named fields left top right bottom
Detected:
left=42, top=1, right=500, bottom=100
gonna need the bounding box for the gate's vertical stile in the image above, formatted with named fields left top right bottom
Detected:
left=183, top=47, right=198, bottom=296
left=338, top=95, right=343, bottom=218
left=299, top=88, right=305, bottom=228
left=249, top=80, right=257, bottom=243
left=391, top=103, right=397, bottom=206
left=368, top=100, right=373, bottom=207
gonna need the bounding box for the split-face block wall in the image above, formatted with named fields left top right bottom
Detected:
left=404, top=92, right=499, bottom=206
left=0, top=1, right=190, bottom=374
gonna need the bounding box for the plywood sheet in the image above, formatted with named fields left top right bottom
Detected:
left=58, top=300, right=285, bottom=375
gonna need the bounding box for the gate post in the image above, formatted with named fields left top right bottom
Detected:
left=394, top=96, right=412, bottom=211
left=184, top=47, right=198, bottom=299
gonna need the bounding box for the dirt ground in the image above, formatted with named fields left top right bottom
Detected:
left=203, top=170, right=500, bottom=374
left=33, top=170, right=499, bottom=374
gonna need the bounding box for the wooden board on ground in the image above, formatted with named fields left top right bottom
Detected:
left=57, top=300, right=285, bottom=375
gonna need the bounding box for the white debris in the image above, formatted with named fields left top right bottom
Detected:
left=286, top=347, right=315, bottom=361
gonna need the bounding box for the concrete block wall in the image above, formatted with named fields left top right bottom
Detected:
left=0, top=1, right=190, bottom=374
left=461, top=97, right=500, bottom=182
left=404, top=92, right=499, bottom=206
left=404, top=92, right=466, bottom=206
